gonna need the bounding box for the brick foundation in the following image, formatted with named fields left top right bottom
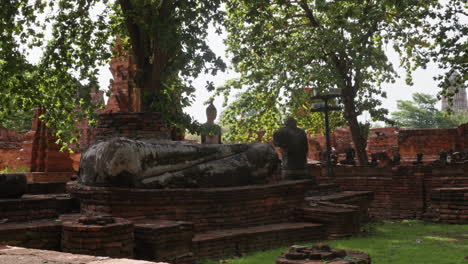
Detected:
left=68, top=180, right=314, bottom=232
left=62, top=217, right=134, bottom=258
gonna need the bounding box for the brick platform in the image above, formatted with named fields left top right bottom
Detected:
left=193, top=222, right=324, bottom=260
left=0, top=220, right=62, bottom=250
left=430, top=187, right=468, bottom=224
left=300, top=202, right=361, bottom=239
left=27, top=182, right=67, bottom=194
left=62, top=217, right=134, bottom=258
left=0, top=195, right=58, bottom=222
left=134, top=220, right=194, bottom=264
left=68, top=180, right=314, bottom=232
left=305, top=191, right=374, bottom=223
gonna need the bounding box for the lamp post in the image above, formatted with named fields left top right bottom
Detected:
left=311, top=89, right=341, bottom=178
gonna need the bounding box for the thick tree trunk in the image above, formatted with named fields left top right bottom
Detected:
left=342, top=94, right=368, bottom=165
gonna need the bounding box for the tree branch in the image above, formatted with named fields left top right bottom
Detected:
left=298, top=0, right=321, bottom=28
left=118, top=0, right=145, bottom=69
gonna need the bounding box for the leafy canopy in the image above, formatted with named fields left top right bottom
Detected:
left=391, top=92, right=468, bottom=129
left=0, top=0, right=226, bottom=148
left=218, top=0, right=464, bottom=161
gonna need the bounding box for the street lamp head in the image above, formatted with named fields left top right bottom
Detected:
left=328, top=88, right=342, bottom=96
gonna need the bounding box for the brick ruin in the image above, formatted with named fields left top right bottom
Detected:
left=0, top=109, right=75, bottom=185
left=312, top=162, right=468, bottom=224
left=308, top=123, right=468, bottom=162
left=0, top=43, right=144, bottom=173
left=0, top=128, right=29, bottom=170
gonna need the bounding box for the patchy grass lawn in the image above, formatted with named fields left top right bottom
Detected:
left=201, top=220, right=468, bottom=264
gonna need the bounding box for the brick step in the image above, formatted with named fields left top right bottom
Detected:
left=306, top=184, right=341, bottom=197
left=27, top=182, right=67, bottom=194
left=0, top=219, right=62, bottom=251
left=134, top=219, right=195, bottom=264
left=0, top=195, right=79, bottom=222
left=305, top=191, right=374, bottom=223
left=305, top=191, right=373, bottom=204
left=193, top=222, right=324, bottom=260
left=299, top=202, right=361, bottom=239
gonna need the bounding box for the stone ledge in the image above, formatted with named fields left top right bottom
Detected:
left=26, top=172, right=75, bottom=184
left=0, top=246, right=169, bottom=264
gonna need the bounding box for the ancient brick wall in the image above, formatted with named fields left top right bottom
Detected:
left=315, top=163, right=468, bottom=219
left=308, top=123, right=468, bottom=162
left=68, top=180, right=314, bottom=232
left=94, top=112, right=169, bottom=141
left=366, top=127, right=399, bottom=156
left=30, top=109, right=74, bottom=173
left=0, top=129, right=31, bottom=170
left=398, top=129, right=458, bottom=161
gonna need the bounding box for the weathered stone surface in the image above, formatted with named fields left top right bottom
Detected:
left=0, top=173, right=27, bottom=198
left=79, top=138, right=279, bottom=188
left=273, top=117, right=309, bottom=179
left=0, top=246, right=169, bottom=264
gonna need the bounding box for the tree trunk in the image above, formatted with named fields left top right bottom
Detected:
left=342, top=93, right=369, bottom=165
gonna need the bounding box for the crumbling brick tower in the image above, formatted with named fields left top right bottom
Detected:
left=441, top=72, right=468, bottom=112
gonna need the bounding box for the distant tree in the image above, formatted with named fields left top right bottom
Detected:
left=220, top=0, right=465, bottom=164
left=390, top=93, right=468, bottom=129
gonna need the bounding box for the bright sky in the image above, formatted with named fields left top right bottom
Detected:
left=96, top=26, right=447, bottom=125
left=32, top=1, right=461, bottom=125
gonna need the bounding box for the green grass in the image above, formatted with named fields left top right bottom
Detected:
left=0, top=166, right=29, bottom=173
left=201, top=220, right=468, bottom=264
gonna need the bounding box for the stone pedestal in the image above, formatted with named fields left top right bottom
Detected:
left=62, top=216, right=134, bottom=258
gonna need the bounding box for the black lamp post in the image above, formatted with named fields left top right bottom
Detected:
left=311, top=89, right=341, bottom=178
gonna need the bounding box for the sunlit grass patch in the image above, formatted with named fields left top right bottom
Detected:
left=202, top=220, right=468, bottom=264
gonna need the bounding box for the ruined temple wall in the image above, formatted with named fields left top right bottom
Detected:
left=314, top=163, right=468, bottom=219
left=398, top=128, right=458, bottom=161
left=0, top=129, right=31, bottom=170
left=307, top=127, right=353, bottom=160
left=308, top=124, right=468, bottom=162
left=366, top=127, right=399, bottom=156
